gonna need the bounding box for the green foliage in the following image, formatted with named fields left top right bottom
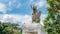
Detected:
left=44, top=0, right=60, bottom=34
left=0, top=22, right=22, bottom=34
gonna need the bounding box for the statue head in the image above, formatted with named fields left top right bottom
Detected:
left=32, top=5, right=37, bottom=10
left=32, top=5, right=37, bottom=14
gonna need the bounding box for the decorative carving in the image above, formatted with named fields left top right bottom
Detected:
left=32, top=6, right=41, bottom=23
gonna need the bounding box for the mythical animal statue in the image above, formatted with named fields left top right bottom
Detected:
left=32, top=6, right=41, bottom=23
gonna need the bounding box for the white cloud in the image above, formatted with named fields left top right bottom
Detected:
left=31, top=0, right=47, bottom=8
left=0, top=0, right=22, bottom=13
left=8, top=0, right=21, bottom=8
left=40, top=14, right=47, bottom=25
left=0, top=3, right=6, bottom=13
left=35, top=2, right=44, bottom=7
left=0, top=14, right=47, bottom=25
left=0, top=14, right=31, bottom=24
left=7, top=0, right=22, bottom=11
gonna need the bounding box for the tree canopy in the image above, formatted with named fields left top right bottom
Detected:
left=0, top=22, right=22, bottom=34
left=44, top=0, right=60, bottom=34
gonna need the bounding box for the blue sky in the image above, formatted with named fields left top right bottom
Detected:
left=0, top=0, right=47, bottom=14
left=0, top=0, right=48, bottom=25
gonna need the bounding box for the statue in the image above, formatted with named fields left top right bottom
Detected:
left=36, top=11, right=41, bottom=23
left=32, top=6, right=41, bottom=23
left=32, top=6, right=37, bottom=23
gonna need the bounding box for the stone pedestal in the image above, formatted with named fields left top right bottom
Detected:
left=22, top=23, right=47, bottom=34
left=25, top=32, right=37, bottom=34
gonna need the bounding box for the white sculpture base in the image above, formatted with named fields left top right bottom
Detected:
left=22, top=23, right=47, bottom=34
left=25, top=32, right=38, bottom=34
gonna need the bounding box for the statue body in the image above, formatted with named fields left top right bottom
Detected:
left=32, top=6, right=41, bottom=23
left=36, top=11, right=41, bottom=23
left=32, top=6, right=37, bottom=23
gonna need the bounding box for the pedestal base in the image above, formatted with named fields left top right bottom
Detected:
left=22, top=23, right=47, bottom=34
left=25, top=32, right=38, bottom=34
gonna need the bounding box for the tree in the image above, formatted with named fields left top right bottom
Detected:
left=0, top=22, right=22, bottom=34
left=44, top=0, right=60, bottom=34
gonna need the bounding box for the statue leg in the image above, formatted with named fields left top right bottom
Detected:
left=36, top=19, right=40, bottom=23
